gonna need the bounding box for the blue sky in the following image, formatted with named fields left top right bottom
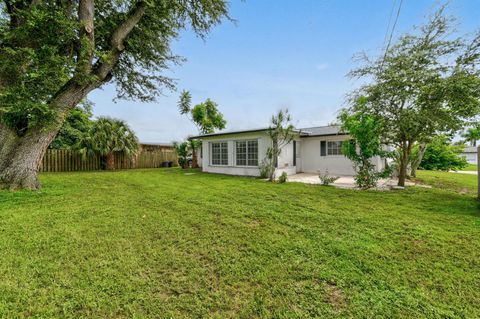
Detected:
left=89, top=0, right=480, bottom=143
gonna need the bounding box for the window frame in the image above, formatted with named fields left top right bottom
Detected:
left=235, top=139, right=259, bottom=167
left=320, top=140, right=345, bottom=157
left=210, top=141, right=229, bottom=166
left=326, top=140, right=343, bottom=156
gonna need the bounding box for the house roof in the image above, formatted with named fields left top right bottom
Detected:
left=140, top=142, right=174, bottom=147
left=188, top=125, right=346, bottom=139
left=299, top=125, right=344, bottom=137
left=463, top=146, right=478, bottom=153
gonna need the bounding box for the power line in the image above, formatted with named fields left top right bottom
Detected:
left=383, top=0, right=404, bottom=61
left=383, top=0, right=398, bottom=49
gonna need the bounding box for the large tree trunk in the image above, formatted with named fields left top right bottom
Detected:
left=397, top=141, right=412, bottom=187
left=106, top=153, right=115, bottom=170
left=0, top=125, right=59, bottom=190
left=410, top=142, right=427, bottom=178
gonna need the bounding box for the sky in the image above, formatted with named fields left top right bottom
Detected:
left=89, top=0, right=480, bottom=143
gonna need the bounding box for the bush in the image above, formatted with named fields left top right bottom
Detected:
left=278, top=171, right=288, bottom=183
left=318, top=170, right=339, bottom=186
left=420, top=136, right=468, bottom=171
left=259, top=159, right=275, bottom=179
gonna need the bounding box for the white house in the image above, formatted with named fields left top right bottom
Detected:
left=190, top=125, right=387, bottom=177
left=461, top=146, right=477, bottom=165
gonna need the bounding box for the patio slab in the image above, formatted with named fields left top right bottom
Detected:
left=288, top=173, right=415, bottom=190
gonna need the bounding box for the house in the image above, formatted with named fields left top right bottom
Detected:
left=140, top=142, right=175, bottom=152
left=461, top=146, right=477, bottom=165
left=189, top=125, right=387, bottom=177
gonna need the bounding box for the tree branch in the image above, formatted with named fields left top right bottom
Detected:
left=94, top=0, right=148, bottom=81
left=76, top=0, right=95, bottom=75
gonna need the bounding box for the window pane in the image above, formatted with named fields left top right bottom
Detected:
left=247, top=140, right=258, bottom=166
left=211, top=142, right=228, bottom=165
left=327, top=141, right=343, bottom=155
left=236, top=141, right=247, bottom=166
left=221, top=142, right=228, bottom=165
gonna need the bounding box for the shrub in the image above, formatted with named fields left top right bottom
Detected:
left=259, top=159, right=275, bottom=179
left=420, top=135, right=468, bottom=171
left=318, top=170, right=339, bottom=186
left=278, top=171, right=288, bottom=183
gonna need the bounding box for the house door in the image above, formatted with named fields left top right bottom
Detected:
left=294, top=141, right=302, bottom=173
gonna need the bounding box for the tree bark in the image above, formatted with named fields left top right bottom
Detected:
left=105, top=153, right=115, bottom=170
left=0, top=125, right=59, bottom=190
left=410, top=142, right=427, bottom=178
left=191, top=148, right=198, bottom=168
left=397, top=140, right=412, bottom=187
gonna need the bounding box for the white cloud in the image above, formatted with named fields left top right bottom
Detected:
left=315, top=63, right=329, bottom=71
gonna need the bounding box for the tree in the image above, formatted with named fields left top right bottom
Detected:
left=261, top=109, right=295, bottom=182
left=77, top=117, right=139, bottom=170
left=0, top=0, right=229, bottom=189
left=49, top=102, right=94, bottom=149
left=173, top=139, right=200, bottom=169
left=462, top=125, right=480, bottom=146
left=348, top=6, right=480, bottom=187
left=178, top=90, right=226, bottom=134
left=419, top=135, right=468, bottom=171
left=178, top=90, right=225, bottom=167
left=339, top=97, right=389, bottom=189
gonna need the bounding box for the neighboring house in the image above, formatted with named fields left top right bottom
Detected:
left=461, top=146, right=477, bottom=164
left=190, top=125, right=386, bottom=177
left=140, top=142, right=175, bottom=152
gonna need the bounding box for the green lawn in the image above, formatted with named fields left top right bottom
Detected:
left=459, top=164, right=477, bottom=171
left=0, top=169, right=479, bottom=318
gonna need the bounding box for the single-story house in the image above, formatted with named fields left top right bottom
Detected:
left=461, top=146, right=477, bottom=165
left=189, top=125, right=387, bottom=177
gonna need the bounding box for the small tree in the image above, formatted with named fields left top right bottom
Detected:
left=262, top=109, right=295, bottom=182
left=178, top=90, right=226, bottom=168
left=340, top=98, right=389, bottom=189
left=173, top=141, right=191, bottom=169
left=77, top=117, right=139, bottom=170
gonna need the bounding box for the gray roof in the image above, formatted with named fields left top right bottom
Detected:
left=189, top=125, right=346, bottom=139
left=463, top=146, right=478, bottom=153
left=299, top=125, right=344, bottom=137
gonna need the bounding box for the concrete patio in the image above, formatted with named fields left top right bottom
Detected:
left=287, top=173, right=416, bottom=190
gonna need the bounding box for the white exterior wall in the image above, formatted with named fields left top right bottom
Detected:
left=197, top=132, right=386, bottom=177
left=199, top=132, right=271, bottom=176
left=300, top=135, right=385, bottom=176
left=275, top=140, right=297, bottom=177
left=462, top=152, right=477, bottom=164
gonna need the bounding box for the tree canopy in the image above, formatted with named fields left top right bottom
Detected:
left=178, top=90, right=226, bottom=134
left=0, top=0, right=230, bottom=189
left=345, top=5, right=480, bottom=186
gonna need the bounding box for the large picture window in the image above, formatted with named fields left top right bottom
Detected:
left=211, top=142, right=228, bottom=165
left=236, top=140, right=258, bottom=166
left=327, top=141, right=343, bottom=156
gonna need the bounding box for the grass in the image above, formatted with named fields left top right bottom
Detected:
left=459, top=164, right=477, bottom=171
left=0, top=169, right=479, bottom=318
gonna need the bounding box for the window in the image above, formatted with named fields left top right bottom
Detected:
left=211, top=142, right=228, bottom=165
left=327, top=141, right=343, bottom=156
left=236, top=140, right=258, bottom=166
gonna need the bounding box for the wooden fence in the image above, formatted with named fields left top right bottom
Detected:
left=40, top=149, right=178, bottom=172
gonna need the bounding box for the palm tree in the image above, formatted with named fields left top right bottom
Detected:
left=462, top=126, right=480, bottom=147
left=78, top=117, right=139, bottom=170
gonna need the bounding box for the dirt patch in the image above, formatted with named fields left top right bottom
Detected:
left=324, top=282, right=346, bottom=311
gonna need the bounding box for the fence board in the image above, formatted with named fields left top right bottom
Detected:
left=40, top=149, right=178, bottom=172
